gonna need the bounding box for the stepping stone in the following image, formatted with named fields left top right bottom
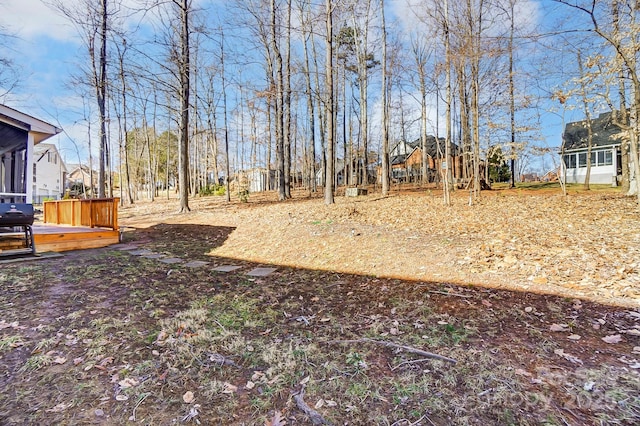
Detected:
left=115, top=244, right=139, bottom=251
left=213, top=265, right=243, bottom=273
left=130, top=249, right=155, bottom=256
left=159, top=257, right=184, bottom=264
left=246, top=267, right=277, bottom=277
left=143, top=253, right=166, bottom=259
left=184, top=260, right=209, bottom=268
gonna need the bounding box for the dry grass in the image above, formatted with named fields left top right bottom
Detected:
left=0, top=185, right=639, bottom=424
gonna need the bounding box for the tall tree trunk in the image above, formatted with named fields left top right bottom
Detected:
left=284, top=0, right=292, bottom=198
left=177, top=0, right=191, bottom=212
left=118, top=40, right=134, bottom=204
left=611, top=0, right=629, bottom=192
left=413, top=38, right=429, bottom=185
left=220, top=29, right=231, bottom=203
left=324, top=0, right=335, bottom=205
left=508, top=0, right=516, bottom=188
left=311, top=23, right=327, bottom=189
left=271, top=0, right=286, bottom=201
left=380, top=0, right=390, bottom=196
left=97, top=0, right=108, bottom=198
left=353, top=1, right=371, bottom=186
left=443, top=0, right=451, bottom=206
left=577, top=51, right=594, bottom=190
left=302, top=28, right=316, bottom=193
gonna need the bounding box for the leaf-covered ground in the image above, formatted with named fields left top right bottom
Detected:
left=1, top=184, right=639, bottom=425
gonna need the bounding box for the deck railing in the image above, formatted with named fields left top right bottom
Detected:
left=43, top=198, right=119, bottom=230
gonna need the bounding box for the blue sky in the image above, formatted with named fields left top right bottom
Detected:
left=0, top=0, right=587, bottom=174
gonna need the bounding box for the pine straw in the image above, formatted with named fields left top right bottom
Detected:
left=119, top=187, right=640, bottom=307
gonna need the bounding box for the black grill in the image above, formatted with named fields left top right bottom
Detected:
left=0, top=204, right=35, bottom=226
left=0, top=203, right=36, bottom=256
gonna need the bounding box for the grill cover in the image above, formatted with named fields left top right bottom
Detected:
left=0, top=203, right=35, bottom=226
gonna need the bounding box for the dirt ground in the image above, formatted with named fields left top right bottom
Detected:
left=1, top=184, right=639, bottom=425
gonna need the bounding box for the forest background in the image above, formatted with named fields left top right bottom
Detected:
left=1, top=0, right=639, bottom=206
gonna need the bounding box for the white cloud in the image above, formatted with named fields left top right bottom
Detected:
left=2, top=0, right=77, bottom=42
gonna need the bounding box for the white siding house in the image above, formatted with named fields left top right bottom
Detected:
left=561, top=111, right=625, bottom=185
left=33, top=143, right=67, bottom=202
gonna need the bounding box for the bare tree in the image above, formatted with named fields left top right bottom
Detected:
left=380, top=0, right=390, bottom=196
left=48, top=0, right=115, bottom=199
left=576, top=50, right=595, bottom=190
left=0, top=24, right=19, bottom=100
left=176, top=0, right=192, bottom=212
left=324, top=0, right=335, bottom=205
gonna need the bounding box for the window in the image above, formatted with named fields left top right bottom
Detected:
left=597, top=150, right=605, bottom=165
left=563, top=154, right=576, bottom=169
left=578, top=153, right=587, bottom=168
left=604, top=150, right=613, bottom=165
left=590, top=152, right=596, bottom=166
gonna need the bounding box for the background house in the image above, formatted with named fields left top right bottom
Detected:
left=0, top=104, right=61, bottom=203
left=66, top=164, right=98, bottom=197
left=388, top=136, right=463, bottom=183
left=562, top=111, right=625, bottom=185
left=33, top=143, right=67, bottom=203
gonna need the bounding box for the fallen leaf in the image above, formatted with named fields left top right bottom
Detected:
left=314, top=399, right=325, bottom=409
left=567, top=334, right=581, bottom=340
left=118, top=378, right=139, bottom=389
left=524, top=306, right=533, bottom=313
left=325, top=400, right=337, bottom=407
left=554, top=349, right=583, bottom=365
left=222, top=382, right=238, bottom=394
left=550, top=323, right=568, bottom=332
left=53, top=356, right=67, bottom=364
left=115, top=394, right=128, bottom=401
left=245, top=381, right=255, bottom=390
left=265, top=410, right=286, bottom=426
left=583, top=381, right=595, bottom=391
left=481, top=299, right=493, bottom=308
left=46, top=402, right=71, bottom=413
left=602, top=334, right=622, bottom=344
left=155, top=330, right=168, bottom=343
left=183, top=391, right=195, bottom=404
left=99, top=357, right=115, bottom=366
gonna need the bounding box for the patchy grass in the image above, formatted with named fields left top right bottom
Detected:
left=1, top=214, right=639, bottom=424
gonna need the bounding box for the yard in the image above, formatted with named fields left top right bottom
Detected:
left=1, top=185, right=639, bottom=425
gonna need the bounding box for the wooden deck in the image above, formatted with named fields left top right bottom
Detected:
left=0, top=198, right=122, bottom=254
left=31, top=224, right=120, bottom=253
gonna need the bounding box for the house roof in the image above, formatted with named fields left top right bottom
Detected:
left=390, top=154, right=408, bottom=166
left=563, top=111, right=627, bottom=151
left=0, top=104, right=62, bottom=144
left=393, top=136, right=460, bottom=162
left=0, top=104, right=62, bottom=159
left=34, top=143, right=68, bottom=172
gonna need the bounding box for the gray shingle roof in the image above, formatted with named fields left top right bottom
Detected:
left=563, top=111, right=627, bottom=151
